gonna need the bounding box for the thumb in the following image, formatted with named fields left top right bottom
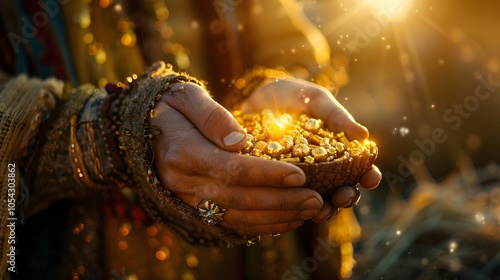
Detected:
left=161, top=82, right=246, bottom=152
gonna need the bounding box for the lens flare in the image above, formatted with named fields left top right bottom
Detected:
left=363, top=0, right=413, bottom=21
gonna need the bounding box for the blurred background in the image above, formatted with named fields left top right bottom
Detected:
left=302, top=0, right=500, bottom=192
left=300, top=0, right=500, bottom=278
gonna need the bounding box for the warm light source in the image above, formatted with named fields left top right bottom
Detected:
left=362, top=0, right=413, bottom=21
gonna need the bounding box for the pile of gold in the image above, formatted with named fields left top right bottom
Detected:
left=233, top=109, right=378, bottom=197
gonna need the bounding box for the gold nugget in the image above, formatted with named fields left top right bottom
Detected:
left=311, top=147, right=328, bottom=162
left=292, top=143, right=310, bottom=158
left=266, top=142, right=283, bottom=158
left=266, top=122, right=284, bottom=140
left=304, top=118, right=320, bottom=133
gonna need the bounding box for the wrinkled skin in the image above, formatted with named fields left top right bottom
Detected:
left=150, top=78, right=381, bottom=237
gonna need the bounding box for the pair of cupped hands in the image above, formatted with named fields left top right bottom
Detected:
left=150, top=77, right=381, bottom=237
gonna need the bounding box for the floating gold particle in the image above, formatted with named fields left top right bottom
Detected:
left=118, top=223, right=131, bottom=237
left=186, top=254, right=199, bottom=268
left=156, top=247, right=170, bottom=261
left=79, top=12, right=91, bottom=29
left=95, top=49, right=107, bottom=65
left=121, top=32, right=136, bottom=47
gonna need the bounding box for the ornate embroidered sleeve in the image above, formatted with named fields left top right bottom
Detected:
left=104, top=62, right=251, bottom=247
left=14, top=76, right=131, bottom=215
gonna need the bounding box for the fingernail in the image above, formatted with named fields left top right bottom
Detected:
left=223, top=131, right=246, bottom=146
left=298, top=209, right=319, bottom=220
left=283, top=173, right=305, bottom=186
left=360, top=169, right=382, bottom=190
left=301, top=197, right=322, bottom=210
left=343, top=198, right=354, bottom=208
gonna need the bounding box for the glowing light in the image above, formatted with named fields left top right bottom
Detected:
left=118, top=223, right=131, bottom=237
left=113, top=4, right=122, bottom=13
left=121, top=33, right=136, bottom=47
left=95, top=49, right=107, bottom=65
left=156, top=248, right=170, bottom=261
left=449, top=241, right=457, bottom=253
left=99, top=0, right=110, bottom=9
left=186, top=254, right=199, bottom=268
left=475, top=212, right=485, bottom=224
left=304, top=97, right=310, bottom=104
left=83, top=32, right=93, bottom=44
left=155, top=7, right=169, bottom=20
left=396, top=230, right=401, bottom=235
left=118, top=240, right=128, bottom=250
left=362, top=0, right=413, bottom=21
left=399, top=127, right=409, bottom=137
left=79, top=12, right=91, bottom=29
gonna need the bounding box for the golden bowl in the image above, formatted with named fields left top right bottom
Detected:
left=234, top=109, right=378, bottom=198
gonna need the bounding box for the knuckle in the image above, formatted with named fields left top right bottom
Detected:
left=277, top=196, right=287, bottom=210
left=203, top=106, right=228, bottom=132
left=227, top=190, right=247, bottom=209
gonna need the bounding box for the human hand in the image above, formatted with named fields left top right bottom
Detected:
left=239, top=77, right=382, bottom=222
left=150, top=82, right=326, bottom=237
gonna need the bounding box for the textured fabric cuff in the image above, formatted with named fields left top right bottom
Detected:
left=114, top=61, right=251, bottom=246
